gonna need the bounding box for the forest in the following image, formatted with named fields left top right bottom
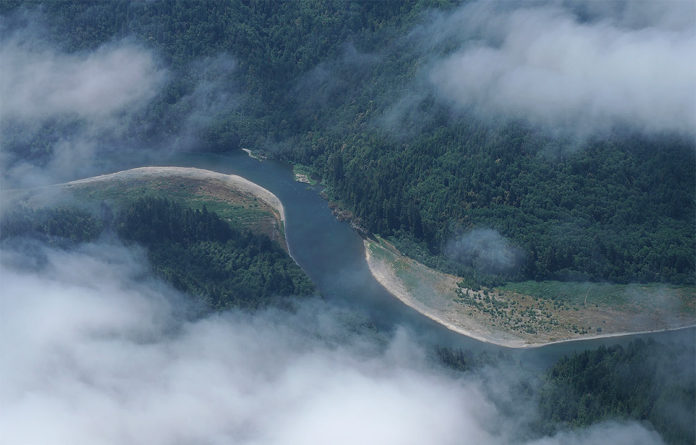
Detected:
left=117, top=197, right=314, bottom=308
left=1, top=198, right=314, bottom=309
left=2, top=0, right=692, bottom=286
left=538, top=338, right=695, bottom=445
left=438, top=337, right=696, bottom=445
left=1, top=3, right=694, bottom=444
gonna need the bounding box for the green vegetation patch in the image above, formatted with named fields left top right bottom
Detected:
left=370, top=236, right=436, bottom=295
left=70, top=177, right=274, bottom=233
left=292, top=163, right=319, bottom=186
left=538, top=338, right=696, bottom=445
left=500, top=281, right=696, bottom=314
left=117, top=197, right=314, bottom=309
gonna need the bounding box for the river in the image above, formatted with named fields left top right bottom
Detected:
left=150, top=150, right=694, bottom=365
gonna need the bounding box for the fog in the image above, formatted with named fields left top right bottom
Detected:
left=0, top=3, right=686, bottom=444
left=171, top=54, right=240, bottom=151
left=0, top=37, right=164, bottom=121
left=0, top=239, right=665, bottom=444
left=299, top=1, right=695, bottom=142
left=445, top=228, right=525, bottom=275
left=425, top=0, right=696, bottom=138
left=0, top=16, right=240, bottom=189
left=0, top=19, right=167, bottom=188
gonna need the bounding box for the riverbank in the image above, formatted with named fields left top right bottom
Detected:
left=241, top=148, right=266, bottom=161
left=66, top=166, right=285, bottom=222
left=364, top=237, right=696, bottom=348
left=7, top=167, right=289, bottom=250
left=68, top=167, right=288, bottom=248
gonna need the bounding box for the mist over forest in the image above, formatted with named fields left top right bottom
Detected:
left=2, top=239, right=681, bottom=445
left=1, top=1, right=694, bottom=444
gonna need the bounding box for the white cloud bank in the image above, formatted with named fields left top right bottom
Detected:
left=0, top=240, right=665, bottom=445
left=0, top=20, right=240, bottom=187
left=0, top=24, right=168, bottom=187
left=0, top=39, right=164, bottom=121
left=427, top=1, right=696, bottom=137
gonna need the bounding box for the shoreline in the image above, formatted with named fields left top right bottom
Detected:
left=241, top=148, right=265, bottom=161
left=63, top=166, right=302, bottom=262
left=364, top=239, right=696, bottom=349
left=364, top=240, right=529, bottom=348
left=10, top=165, right=314, bottom=283
left=64, top=166, right=286, bottom=225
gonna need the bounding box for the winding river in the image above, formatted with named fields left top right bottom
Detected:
left=149, top=150, right=694, bottom=365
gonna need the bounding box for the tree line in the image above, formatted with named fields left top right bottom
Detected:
left=1, top=197, right=315, bottom=309
left=3, top=0, right=693, bottom=285
left=116, top=197, right=314, bottom=309
left=437, top=337, right=695, bottom=445
left=537, top=338, right=695, bottom=445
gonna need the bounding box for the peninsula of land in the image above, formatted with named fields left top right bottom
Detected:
left=15, top=167, right=287, bottom=249
left=3, top=167, right=314, bottom=308
left=365, top=237, right=696, bottom=348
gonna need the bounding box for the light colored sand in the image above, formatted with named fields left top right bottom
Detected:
left=365, top=240, right=529, bottom=348
left=364, top=239, right=696, bottom=349
left=65, top=166, right=285, bottom=223
left=241, top=148, right=264, bottom=161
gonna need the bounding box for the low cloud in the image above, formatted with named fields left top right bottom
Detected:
left=0, top=240, right=496, bottom=445
left=445, top=228, right=525, bottom=275
left=0, top=16, right=241, bottom=188
left=0, top=38, right=164, bottom=121
left=167, top=53, right=241, bottom=151
left=0, top=19, right=168, bottom=188
left=526, top=421, right=664, bottom=445
left=426, top=1, right=696, bottom=138
left=0, top=239, right=664, bottom=444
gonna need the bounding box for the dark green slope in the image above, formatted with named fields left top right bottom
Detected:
left=317, top=128, right=695, bottom=284
left=538, top=338, right=696, bottom=445
left=1, top=198, right=315, bottom=309
left=3, top=0, right=693, bottom=284
left=437, top=336, right=696, bottom=445
left=117, top=197, right=314, bottom=309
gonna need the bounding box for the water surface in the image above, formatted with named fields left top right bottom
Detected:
left=152, top=151, right=695, bottom=364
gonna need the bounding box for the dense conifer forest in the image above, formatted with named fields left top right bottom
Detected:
left=117, top=197, right=314, bottom=308
left=2, top=3, right=694, bottom=444
left=1, top=198, right=314, bottom=308
left=437, top=337, right=696, bottom=445
left=3, top=0, right=691, bottom=285
left=538, top=338, right=695, bottom=445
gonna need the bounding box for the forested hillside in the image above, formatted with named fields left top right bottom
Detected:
left=320, top=130, right=695, bottom=284
left=117, top=197, right=314, bottom=308
left=1, top=198, right=314, bottom=308
left=537, top=338, right=695, bottom=445
left=438, top=337, right=696, bottom=445
left=2, top=0, right=693, bottom=284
